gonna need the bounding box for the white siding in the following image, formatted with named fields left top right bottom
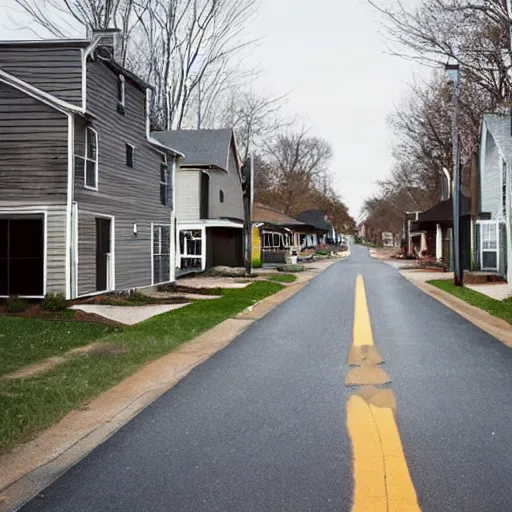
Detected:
left=481, top=130, right=503, bottom=220
left=175, top=170, right=200, bottom=221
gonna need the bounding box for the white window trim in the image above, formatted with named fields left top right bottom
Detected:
left=176, top=224, right=206, bottom=271
left=502, top=157, right=507, bottom=218
left=478, top=220, right=499, bottom=271
left=118, top=74, right=126, bottom=107
left=126, top=143, right=135, bottom=168
left=0, top=208, right=47, bottom=299
left=83, top=127, right=99, bottom=191
left=151, top=223, right=172, bottom=286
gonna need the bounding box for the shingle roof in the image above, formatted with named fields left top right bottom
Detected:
left=415, top=196, right=471, bottom=224
left=483, top=114, right=512, bottom=164
left=252, top=203, right=306, bottom=226
left=295, top=210, right=331, bottom=232
left=151, top=129, right=234, bottom=170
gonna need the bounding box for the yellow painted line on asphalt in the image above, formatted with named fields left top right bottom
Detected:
left=347, top=275, right=421, bottom=512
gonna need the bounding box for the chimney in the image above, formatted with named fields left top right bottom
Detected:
left=88, top=27, right=121, bottom=62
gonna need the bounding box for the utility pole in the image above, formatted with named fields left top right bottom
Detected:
left=446, top=62, right=463, bottom=286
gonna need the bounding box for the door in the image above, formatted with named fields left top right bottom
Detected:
left=0, top=217, right=44, bottom=296
left=96, top=218, right=111, bottom=291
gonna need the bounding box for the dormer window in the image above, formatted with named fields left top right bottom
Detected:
left=117, top=75, right=125, bottom=115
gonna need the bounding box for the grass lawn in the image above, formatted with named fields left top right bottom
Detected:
left=0, top=318, right=119, bottom=376
left=0, top=281, right=283, bottom=455
left=265, top=274, right=297, bottom=284
left=428, top=280, right=512, bottom=324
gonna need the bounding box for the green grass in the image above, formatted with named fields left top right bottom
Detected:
left=428, top=280, right=512, bottom=324
left=0, top=317, right=118, bottom=376
left=0, top=281, right=283, bottom=455
left=265, top=274, right=297, bottom=283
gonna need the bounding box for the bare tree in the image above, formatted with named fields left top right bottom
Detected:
left=9, top=0, right=260, bottom=128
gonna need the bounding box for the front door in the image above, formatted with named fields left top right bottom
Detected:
left=0, top=217, right=44, bottom=296
left=96, top=218, right=111, bottom=291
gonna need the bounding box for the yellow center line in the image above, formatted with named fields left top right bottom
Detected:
left=346, top=274, right=421, bottom=512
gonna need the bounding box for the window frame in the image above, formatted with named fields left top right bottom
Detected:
left=117, top=74, right=126, bottom=115
left=151, top=223, right=171, bottom=285
left=126, top=143, right=134, bottom=168
left=479, top=220, right=499, bottom=271
left=83, top=127, right=99, bottom=191
left=160, top=155, right=169, bottom=206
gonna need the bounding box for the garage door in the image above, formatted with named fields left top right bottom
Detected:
left=0, top=217, right=44, bottom=296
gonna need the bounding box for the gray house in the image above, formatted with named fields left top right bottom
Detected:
left=476, top=113, right=512, bottom=282
left=0, top=31, right=182, bottom=299
left=152, top=129, right=245, bottom=274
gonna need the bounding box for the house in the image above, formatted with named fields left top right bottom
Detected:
left=151, top=129, right=245, bottom=275
left=251, top=203, right=307, bottom=266
left=475, top=113, right=512, bottom=281
left=295, top=210, right=333, bottom=248
left=410, top=196, right=472, bottom=268
left=0, top=30, right=182, bottom=299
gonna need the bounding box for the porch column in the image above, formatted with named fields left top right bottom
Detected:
left=201, top=226, right=207, bottom=271
left=436, top=224, right=442, bottom=261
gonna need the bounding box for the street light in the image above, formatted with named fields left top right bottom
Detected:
left=445, top=61, right=463, bottom=286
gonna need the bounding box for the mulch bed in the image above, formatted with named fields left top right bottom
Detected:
left=73, top=295, right=191, bottom=306
left=0, top=306, right=124, bottom=327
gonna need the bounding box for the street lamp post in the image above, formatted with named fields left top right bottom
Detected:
left=446, top=62, right=463, bottom=286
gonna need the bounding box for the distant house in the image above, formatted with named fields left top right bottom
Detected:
left=475, top=114, right=512, bottom=281
left=152, top=129, right=245, bottom=275
left=251, top=203, right=307, bottom=266
left=0, top=31, right=181, bottom=299
left=295, top=210, right=333, bottom=248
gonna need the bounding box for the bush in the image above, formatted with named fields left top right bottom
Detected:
left=127, top=291, right=153, bottom=305
left=5, top=296, right=28, bottom=313
left=252, top=259, right=262, bottom=269
left=41, top=293, right=68, bottom=312
left=315, top=249, right=331, bottom=256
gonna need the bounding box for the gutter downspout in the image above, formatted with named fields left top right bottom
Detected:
left=66, top=113, right=75, bottom=300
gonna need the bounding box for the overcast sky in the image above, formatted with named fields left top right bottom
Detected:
left=0, top=0, right=426, bottom=219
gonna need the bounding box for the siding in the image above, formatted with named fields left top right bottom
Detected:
left=0, top=83, right=69, bottom=199
left=77, top=209, right=97, bottom=296
left=481, top=130, right=503, bottom=220
left=175, top=170, right=200, bottom=221
left=208, top=143, right=244, bottom=221
left=0, top=45, right=83, bottom=105
left=74, top=60, right=173, bottom=292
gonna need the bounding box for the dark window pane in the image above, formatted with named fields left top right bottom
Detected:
left=118, top=76, right=125, bottom=103
left=483, top=251, right=497, bottom=269
left=161, top=227, right=170, bottom=255
left=219, top=190, right=224, bottom=203
left=85, top=160, right=96, bottom=188
left=153, top=227, right=160, bottom=255
left=10, top=256, right=44, bottom=296
left=0, top=219, right=7, bottom=258
left=10, top=219, right=43, bottom=258
left=0, top=259, right=7, bottom=295
left=160, top=184, right=167, bottom=205
left=126, top=144, right=134, bottom=167
left=160, top=163, right=168, bottom=183
left=87, top=129, right=97, bottom=159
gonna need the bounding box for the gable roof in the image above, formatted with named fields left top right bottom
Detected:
left=482, top=114, right=512, bottom=164
left=252, top=203, right=306, bottom=226
left=151, top=129, right=235, bottom=171
left=295, top=210, right=332, bottom=232
left=415, top=195, right=471, bottom=224
left=0, top=68, right=85, bottom=115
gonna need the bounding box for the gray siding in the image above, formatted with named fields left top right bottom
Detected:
left=175, top=170, right=200, bottom=221
left=208, top=143, right=244, bottom=221
left=0, top=45, right=83, bottom=105
left=0, top=82, right=69, bottom=199
left=481, top=130, right=503, bottom=220
left=74, top=60, right=173, bottom=292
left=77, top=209, right=97, bottom=296
left=0, top=82, right=68, bottom=295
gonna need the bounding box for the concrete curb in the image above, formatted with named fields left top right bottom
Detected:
left=401, top=273, right=512, bottom=348
left=0, top=258, right=343, bottom=512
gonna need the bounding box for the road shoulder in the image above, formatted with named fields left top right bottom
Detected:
left=400, top=271, right=512, bottom=348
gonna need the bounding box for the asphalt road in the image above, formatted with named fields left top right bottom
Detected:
left=19, top=246, right=512, bottom=511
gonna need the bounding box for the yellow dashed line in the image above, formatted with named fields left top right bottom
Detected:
left=346, top=275, right=421, bottom=512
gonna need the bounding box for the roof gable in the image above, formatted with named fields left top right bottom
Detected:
left=295, top=210, right=332, bottom=231
left=151, top=129, right=234, bottom=170
left=252, top=203, right=306, bottom=226
left=482, top=114, right=512, bottom=164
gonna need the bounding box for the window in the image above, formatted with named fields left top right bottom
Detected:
left=117, top=75, right=125, bottom=114
left=126, top=144, right=134, bottom=167
left=152, top=225, right=171, bottom=284
left=480, top=221, right=498, bottom=270
left=179, top=230, right=202, bottom=270
left=160, top=157, right=169, bottom=206
left=81, top=127, right=98, bottom=190
left=219, top=190, right=224, bottom=203
left=262, top=231, right=283, bottom=250
left=502, top=159, right=507, bottom=217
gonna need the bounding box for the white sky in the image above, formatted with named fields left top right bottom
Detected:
left=0, top=0, right=426, bottom=219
